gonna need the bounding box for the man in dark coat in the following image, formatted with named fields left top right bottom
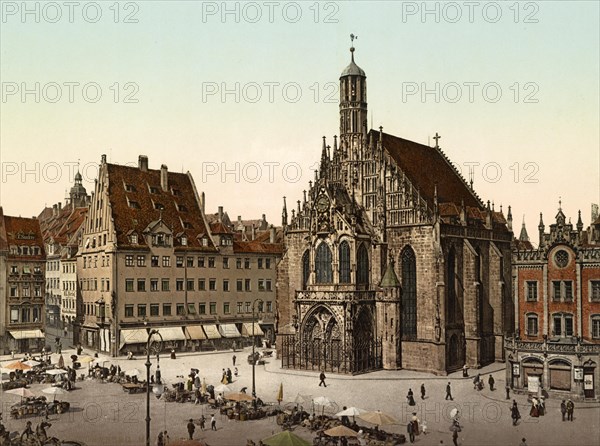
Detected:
left=566, top=399, right=574, bottom=421
left=407, top=420, right=415, bottom=443
left=488, top=375, right=495, bottom=391
left=187, top=419, right=195, bottom=440
left=319, top=371, right=327, bottom=387
left=445, top=382, right=453, bottom=400
left=560, top=400, right=567, bottom=421
left=420, top=383, right=426, bottom=400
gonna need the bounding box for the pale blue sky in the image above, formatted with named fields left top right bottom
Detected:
left=1, top=1, right=598, bottom=239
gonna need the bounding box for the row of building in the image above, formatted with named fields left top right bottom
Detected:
left=1, top=43, right=598, bottom=401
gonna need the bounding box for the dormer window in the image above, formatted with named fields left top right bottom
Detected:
left=125, top=184, right=136, bottom=192
left=171, top=188, right=180, bottom=196
left=22, top=246, right=29, bottom=255
left=128, top=200, right=140, bottom=209
left=154, top=202, right=164, bottom=210
left=130, top=234, right=138, bottom=244
left=149, top=186, right=160, bottom=194
left=183, top=222, right=193, bottom=229
left=181, top=236, right=188, bottom=246
left=202, top=237, right=208, bottom=247
left=178, top=204, right=188, bottom=212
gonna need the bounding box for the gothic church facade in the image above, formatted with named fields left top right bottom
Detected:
left=276, top=45, right=514, bottom=375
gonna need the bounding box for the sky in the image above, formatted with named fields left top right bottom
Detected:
left=1, top=1, right=599, bottom=244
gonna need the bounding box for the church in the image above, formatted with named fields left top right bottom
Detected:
left=276, top=41, right=514, bottom=375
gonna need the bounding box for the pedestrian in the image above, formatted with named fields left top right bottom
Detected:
left=170, top=349, right=176, bottom=359
left=566, top=399, right=574, bottom=421
left=560, top=400, right=567, bottom=421
left=407, top=388, right=416, bottom=406
left=420, top=383, right=426, bottom=400
left=200, top=415, right=206, bottom=431
left=411, top=412, right=420, bottom=436
left=452, top=429, right=458, bottom=446
left=319, top=370, right=327, bottom=387
left=519, top=438, right=527, bottom=446
left=187, top=419, right=195, bottom=440
left=488, top=375, right=495, bottom=391
left=194, top=387, right=201, bottom=405
left=407, top=420, right=415, bottom=443
left=539, top=396, right=545, bottom=416
left=511, top=400, right=520, bottom=426
left=529, top=397, right=539, bottom=417
left=157, top=431, right=164, bottom=446
left=462, top=364, right=468, bottom=377
left=211, top=414, right=217, bottom=431
left=227, top=368, right=232, bottom=383
left=505, top=385, right=510, bottom=400
left=445, top=382, right=453, bottom=400
left=163, top=431, right=169, bottom=445
left=232, top=355, right=236, bottom=366
left=234, top=367, right=238, bottom=377
left=194, top=374, right=200, bottom=389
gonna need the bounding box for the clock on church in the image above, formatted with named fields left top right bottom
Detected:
left=316, top=195, right=330, bottom=212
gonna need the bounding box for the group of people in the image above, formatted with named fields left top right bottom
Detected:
left=406, top=384, right=427, bottom=406
left=472, top=374, right=495, bottom=391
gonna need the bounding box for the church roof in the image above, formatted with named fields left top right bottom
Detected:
left=380, top=260, right=401, bottom=288
left=340, top=47, right=366, bottom=77
left=380, top=131, right=482, bottom=209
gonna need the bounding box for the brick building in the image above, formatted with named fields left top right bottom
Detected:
left=0, top=207, right=46, bottom=353
left=76, top=155, right=281, bottom=356
left=506, top=204, right=600, bottom=400
left=277, top=43, right=513, bottom=375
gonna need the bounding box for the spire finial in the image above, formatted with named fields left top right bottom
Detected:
left=559, top=196, right=562, bottom=211
left=350, top=33, right=357, bottom=61
left=433, top=132, right=441, bottom=148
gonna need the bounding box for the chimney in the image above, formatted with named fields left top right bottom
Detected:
left=261, top=214, right=267, bottom=229
left=138, top=155, right=148, bottom=172
left=251, top=224, right=255, bottom=240
left=201, top=192, right=205, bottom=213
left=101, top=154, right=107, bottom=164
left=269, top=225, right=276, bottom=243
left=53, top=204, right=58, bottom=216
left=58, top=202, right=62, bottom=211
left=218, top=206, right=223, bottom=223
left=160, top=164, right=168, bottom=191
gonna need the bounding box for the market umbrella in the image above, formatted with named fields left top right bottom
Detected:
left=58, top=355, right=65, bottom=369
left=214, top=383, right=232, bottom=393
left=358, top=411, right=398, bottom=426
left=45, top=369, right=68, bottom=376
left=450, top=408, right=459, bottom=419
left=335, top=406, right=367, bottom=417
left=79, top=356, right=95, bottom=364
left=226, top=392, right=253, bottom=402
left=313, top=396, right=336, bottom=416
left=125, top=368, right=142, bottom=377
left=324, top=425, right=359, bottom=438
left=42, top=386, right=67, bottom=402
left=277, top=383, right=284, bottom=404
left=4, top=361, right=31, bottom=371
left=261, top=430, right=312, bottom=446
left=23, top=360, right=41, bottom=367
left=6, top=387, right=35, bottom=403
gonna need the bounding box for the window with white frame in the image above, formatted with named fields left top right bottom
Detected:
left=526, top=313, right=538, bottom=336
left=552, top=313, right=574, bottom=337
left=591, top=315, right=600, bottom=339
left=526, top=281, right=538, bottom=301
left=591, top=281, right=600, bottom=302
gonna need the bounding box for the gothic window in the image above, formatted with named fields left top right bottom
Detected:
left=447, top=247, right=456, bottom=323
left=339, top=241, right=351, bottom=283
left=302, top=250, right=310, bottom=289
left=315, top=243, right=333, bottom=283
left=401, top=246, right=417, bottom=339
left=356, top=244, right=369, bottom=286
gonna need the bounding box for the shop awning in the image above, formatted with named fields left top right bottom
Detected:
left=218, top=324, right=241, bottom=338
left=184, top=326, right=207, bottom=341
left=202, top=325, right=221, bottom=339
left=241, top=322, right=264, bottom=337
left=8, top=330, right=44, bottom=339
left=119, top=329, right=148, bottom=350
left=157, top=327, right=186, bottom=342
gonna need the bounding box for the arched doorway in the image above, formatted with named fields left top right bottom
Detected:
left=353, top=308, right=380, bottom=373
left=301, top=306, right=342, bottom=372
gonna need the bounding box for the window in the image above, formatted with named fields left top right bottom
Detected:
left=564, top=281, right=573, bottom=301
left=181, top=236, right=188, bottom=246
left=161, top=279, right=170, bottom=291
left=266, top=280, right=272, bottom=291
left=302, top=250, right=310, bottom=289
left=339, top=241, right=351, bottom=283
left=258, top=258, right=263, bottom=269
left=162, top=256, right=170, bottom=267
left=187, top=303, right=196, bottom=315
left=150, top=279, right=159, bottom=291
left=130, top=234, right=138, bottom=244
left=199, top=303, right=206, bottom=314
left=187, top=257, right=194, bottom=268
left=10, top=286, right=18, bottom=298
left=592, top=281, right=600, bottom=302
left=357, top=244, right=369, bottom=286
left=34, top=286, right=41, bottom=297
left=223, top=279, right=229, bottom=292
left=125, top=255, right=134, bottom=267
left=208, top=257, right=215, bottom=268
left=265, top=258, right=271, bottom=269
left=553, top=281, right=561, bottom=301
left=125, top=279, right=134, bottom=292
left=223, top=302, right=230, bottom=314
left=209, top=279, right=216, bottom=291
left=150, top=304, right=159, bottom=317
left=137, top=305, right=146, bottom=317
left=526, top=281, right=538, bottom=301
left=565, top=315, right=573, bottom=336
left=162, top=304, right=172, bottom=316
left=266, top=301, right=272, bottom=312
left=592, top=316, right=600, bottom=339
left=554, top=250, right=569, bottom=268
left=176, top=304, right=185, bottom=316
left=176, top=256, right=184, bottom=267
left=526, top=314, right=538, bottom=336
left=237, top=302, right=243, bottom=314
left=176, top=279, right=184, bottom=291
left=198, top=257, right=205, bottom=268
left=137, top=255, right=146, bottom=267
left=553, top=313, right=574, bottom=337
left=401, top=246, right=417, bottom=339
left=125, top=305, right=134, bottom=317
left=187, top=279, right=194, bottom=291
left=315, top=243, right=332, bottom=283
left=137, top=279, right=146, bottom=292
left=10, top=308, right=19, bottom=323
left=258, top=279, right=265, bottom=291
left=245, top=279, right=251, bottom=291
left=553, top=281, right=574, bottom=302
left=198, top=279, right=206, bottom=291
left=21, top=307, right=30, bottom=323
left=237, top=280, right=243, bottom=292
left=151, top=256, right=159, bottom=267
left=209, top=302, right=217, bottom=314
left=223, top=257, right=229, bottom=269
left=10, top=265, right=18, bottom=274
left=236, top=258, right=242, bottom=269
left=245, top=302, right=251, bottom=313
left=244, top=258, right=250, bottom=269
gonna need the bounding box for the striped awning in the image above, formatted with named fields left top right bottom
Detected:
left=241, top=322, right=264, bottom=337
left=119, top=329, right=148, bottom=350
left=218, top=324, right=241, bottom=338
left=202, top=325, right=221, bottom=339
left=156, top=327, right=186, bottom=342
left=185, top=326, right=207, bottom=340
left=8, top=330, right=44, bottom=339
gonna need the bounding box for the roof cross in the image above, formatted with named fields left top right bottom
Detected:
left=433, top=132, right=441, bottom=148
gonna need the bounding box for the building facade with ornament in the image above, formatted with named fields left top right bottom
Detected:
left=276, top=43, right=514, bottom=375
left=506, top=205, right=600, bottom=400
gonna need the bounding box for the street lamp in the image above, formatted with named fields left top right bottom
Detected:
left=251, top=298, right=264, bottom=398
left=145, top=329, right=164, bottom=446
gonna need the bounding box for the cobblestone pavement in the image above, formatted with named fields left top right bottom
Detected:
left=1, top=348, right=598, bottom=446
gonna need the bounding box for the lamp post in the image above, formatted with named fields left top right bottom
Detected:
left=251, top=298, right=264, bottom=398
left=145, top=329, right=164, bottom=446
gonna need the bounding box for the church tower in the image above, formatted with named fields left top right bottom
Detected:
left=70, top=170, right=88, bottom=208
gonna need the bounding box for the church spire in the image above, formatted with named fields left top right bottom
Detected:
left=282, top=196, right=288, bottom=227
left=519, top=216, right=530, bottom=242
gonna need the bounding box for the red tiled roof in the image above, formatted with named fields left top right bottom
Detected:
left=233, top=240, right=283, bottom=255
left=209, top=221, right=232, bottom=234
left=106, top=164, right=216, bottom=251
left=1, top=213, right=45, bottom=259
left=380, top=131, right=482, bottom=209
